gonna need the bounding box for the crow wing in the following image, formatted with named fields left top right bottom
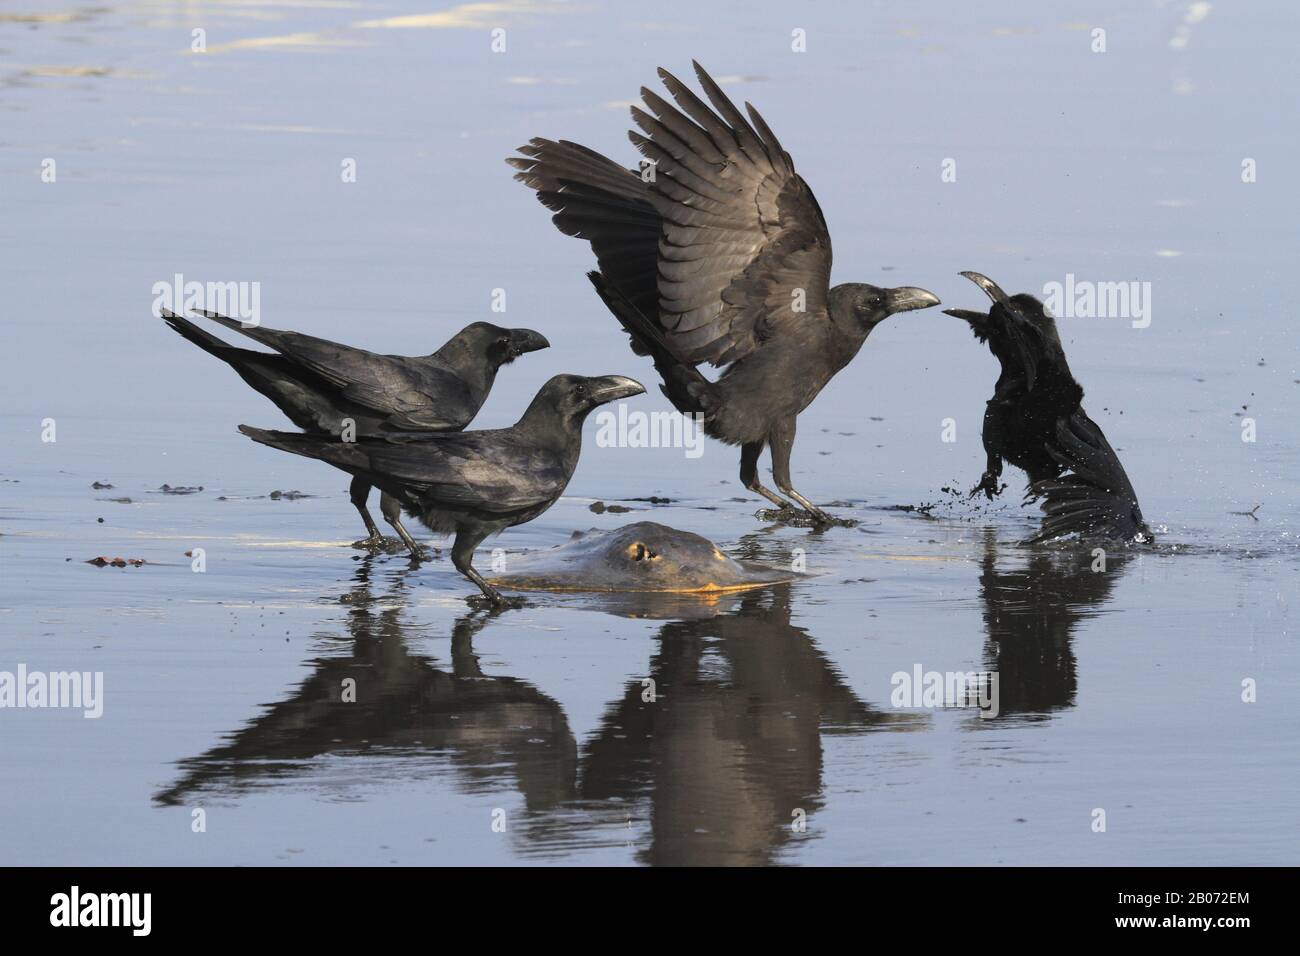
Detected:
left=508, top=139, right=662, bottom=337
left=200, top=311, right=474, bottom=430
left=361, top=431, right=572, bottom=515
left=630, top=61, right=834, bottom=367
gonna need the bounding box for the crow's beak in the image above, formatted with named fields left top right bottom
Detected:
left=587, top=375, right=646, bottom=405
left=509, top=328, right=551, bottom=356
left=959, top=271, right=1013, bottom=309
left=884, top=286, right=941, bottom=314
left=942, top=308, right=989, bottom=324
left=958, top=271, right=1039, bottom=390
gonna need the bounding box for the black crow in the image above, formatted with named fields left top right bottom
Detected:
left=508, top=61, right=940, bottom=525
left=162, top=308, right=549, bottom=553
left=238, top=373, right=646, bottom=604
left=944, top=272, right=1151, bottom=543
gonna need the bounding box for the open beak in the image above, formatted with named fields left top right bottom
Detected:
left=587, top=374, right=646, bottom=405
left=884, top=286, right=941, bottom=314
left=509, top=328, right=551, bottom=356
left=958, top=271, right=1039, bottom=390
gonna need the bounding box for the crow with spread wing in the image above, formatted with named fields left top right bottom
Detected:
left=509, top=61, right=939, bottom=525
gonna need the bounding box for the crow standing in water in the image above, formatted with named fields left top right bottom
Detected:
left=509, top=61, right=940, bottom=525
left=239, top=374, right=646, bottom=604
left=162, top=309, right=549, bottom=553
left=944, top=272, right=1150, bottom=543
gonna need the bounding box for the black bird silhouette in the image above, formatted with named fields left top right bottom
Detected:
left=239, top=373, right=645, bottom=604
left=944, top=272, right=1151, bottom=543
left=162, top=308, right=549, bottom=554
left=509, top=61, right=940, bottom=525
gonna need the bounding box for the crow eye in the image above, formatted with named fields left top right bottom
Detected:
left=575, top=383, right=587, bottom=396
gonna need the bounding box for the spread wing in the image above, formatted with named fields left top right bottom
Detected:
left=1029, top=411, right=1149, bottom=543
left=508, top=139, right=663, bottom=336
left=630, top=61, right=834, bottom=366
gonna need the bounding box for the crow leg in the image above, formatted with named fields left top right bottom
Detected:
left=972, top=407, right=1005, bottom=498
left=349, top=476, right=382, bottom=541
left=451, top=530, right=504, bottom=605
left=740, top=441, right=795, bottom=512
left=769, top=417, right=832, bottom=523
left=380, top=491, right=424, bottom=558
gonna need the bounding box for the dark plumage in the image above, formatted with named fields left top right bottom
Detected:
left=239, top=373, right=646, bottom=604
left=162, top=308, right=549, bottom=553
left=945, top=272, right=1151, bottom=543
left=508, top=61, right=940, bottom=524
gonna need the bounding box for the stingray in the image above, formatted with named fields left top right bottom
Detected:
left=488, top=522, right=800, bottom=594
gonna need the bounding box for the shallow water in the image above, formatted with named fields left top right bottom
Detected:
left=2, top=1, right=1298, bottom=865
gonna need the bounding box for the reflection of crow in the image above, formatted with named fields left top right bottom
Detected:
left=574, top=586, right=924, bottom=866
left=976, top=530, right=1131, bottom=717
left=154, top=561, right=576, bottom=809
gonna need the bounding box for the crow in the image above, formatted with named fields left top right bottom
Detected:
left=162, top=308, right=549, bottom=553
left=238, top=373, right=646, bottom=604
left=508, top=61, right=940, bottom=525
left=944, top=272, right=1151, bottom=543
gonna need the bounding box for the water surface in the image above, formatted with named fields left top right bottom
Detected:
left=2, top=0, right=1297, bottom=865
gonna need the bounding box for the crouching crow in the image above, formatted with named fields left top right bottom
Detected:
left=944, top=272, right=1151, bottom=543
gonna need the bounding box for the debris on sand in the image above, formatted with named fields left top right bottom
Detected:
left=626, top=495, right=673, bottom=504
left=755, top=507, right=858, bottom=528
left=86, top=556, right=146, bottom=567
left=91, top=481, right=113, bottom=490
left=589, top=501, right=632, bottom=514
left=101, top=497, right=132, bottom=504
left=1228, top=504, right=1261, bottom=521
left=154, top=484, right=203, bottom=495
left=268, top=489, right=311, bottom=500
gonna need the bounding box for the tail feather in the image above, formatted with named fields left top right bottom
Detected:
left=238, top=425, right=371, bottom=474
left=196, top=309, right=284, bottom=351
left=1028, top=411, right=1150, bottom=543
left=162, top=308, right=238, bottom=360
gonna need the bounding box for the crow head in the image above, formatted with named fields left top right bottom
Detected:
left=829, top=283, right=941, bottom=333
left=456, top=322, right=551, bottom=368
left=944, top=272, right=1064, bottom=391
left=532, top=373, right=646, bottom=423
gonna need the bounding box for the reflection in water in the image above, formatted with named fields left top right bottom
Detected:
left=562, top=586, right=925, bottom=866
left=155, top=559, right=577, bottom=809
left=157, top=564, right=925, bottom=864
left=977, top=529, right=1132, bottom=718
